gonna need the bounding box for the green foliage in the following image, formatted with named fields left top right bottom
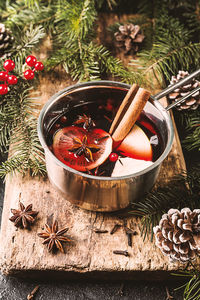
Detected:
left=173, top=262, right=200, bottom=300
left=1, top=1, right=55, bottom=34
left=0, top=1, right=199, bottom=298
left=13, top=24, right=45, bottom=63
left=95, top=0, right=117, bottom=10
left=130, top=16, right=200, bottom=87
left=108, top=5, right=200, bottom=89
left=182, top=111, right=200, bottom=152
left=0, top=15, right=46, bottom=177
left=45, top=0, right=131, bottom=82
left=130, top=166, right=200, bottom=241
left=0, top=117, right=46, bottom=178
left=0, top=22, right=45, bottom=67
left=0, top=66, right=46, bottom=178
left=174, top=109, right=200, bottom=153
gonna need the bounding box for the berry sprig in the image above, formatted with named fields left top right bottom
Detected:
left=24, top=55, right=44, bottom=80
left=0, top=56, right=44, bottom=95
left=0, top=59, right=17, bottom=95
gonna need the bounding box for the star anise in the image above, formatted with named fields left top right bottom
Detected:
left=9, top=202, right=38, bottom=229
left=74, top=114, right=95, bottom=130
left=37, top=220, right=71, bottom=253
left=68, top=135, right=100, bottom=161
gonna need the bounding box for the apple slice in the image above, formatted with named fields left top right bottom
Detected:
left=111, top=157, right=153, bottom=177
left=117, top=124, right=152, bottom=161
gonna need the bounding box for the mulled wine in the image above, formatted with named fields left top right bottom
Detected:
left=46, top=96, right=164, bottom=177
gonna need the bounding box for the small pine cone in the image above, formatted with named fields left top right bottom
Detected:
left=168, top=71, right=200, bottom=111
left=153, top=208, right=200, bottom=263
left=114, top=24, right=144, bottom=54
left=0, top=23, right=14, bottom=59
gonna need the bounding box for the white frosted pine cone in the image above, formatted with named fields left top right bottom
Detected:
left=168, top=71, right=200, bottom=110
left=153, top=208, right=200, bottom=263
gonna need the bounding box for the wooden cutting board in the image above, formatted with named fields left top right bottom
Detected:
left=0, top=14, right=195, bottom=280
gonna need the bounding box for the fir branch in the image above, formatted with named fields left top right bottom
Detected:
left=0, top=118, right=46, bottom=178
left=47, top=40, right=133, bottom=82
left=145, top=42, right=200, bottom=79
left=130, top=166, right=200, bottom=241
left=0, top=75, right=46, bottom=177
left=3, top=1, right=52, bottom=29
left=0, top=80, right=31, bottom=152
left=130, top=14, right=200, bottom=87
left=25, top=0, right=40, bottom=8
left=173, top=262, right=200, bottom=300
left=55, top=0, right=97, bottom=42
left=0, top=156, right=25, bottom=178
left=182, top=111, right=200, bottom=152
left=175, top=109, right=200, bottom=153
left=46, top=0, right=134, bottom=82
left=11, top=24, right=45, bottom=62
left=95, top=0, right=117, bottom=10
left=137, top=0, right=155, bottom=17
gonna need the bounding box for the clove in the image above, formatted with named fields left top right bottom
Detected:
left=124, top=226, right=137, bottom=235
left=110, top=224, right=122, bottom=235
left=124, top=226, right=137, bottom=247
left=126, top=233, right=132, bottom=247
left=94, top=229, right=108, bottom=233
left=113, top=250, right=129, bottom=257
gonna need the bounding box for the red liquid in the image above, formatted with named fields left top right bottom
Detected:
left=47, top=100, right=164, bottom=176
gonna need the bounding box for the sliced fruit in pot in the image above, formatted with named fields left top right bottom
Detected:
left=117, top=124, right=152, bottom=161
left=111, top=157, right=153, bottom=177
left=52, top=126, right=113, bottom=171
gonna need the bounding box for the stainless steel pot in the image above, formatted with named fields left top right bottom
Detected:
left=37, top=81, right=174, bottom=212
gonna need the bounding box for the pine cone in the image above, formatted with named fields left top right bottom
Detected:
left=168, top=71, right=200, bottom=110
left=0, top=23, right=14, bottom=59
left=153, top=208, right=200, bottom=263
left=114, top=24, right=144, bottom=54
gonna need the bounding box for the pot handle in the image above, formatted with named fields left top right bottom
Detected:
left=152, top=69, right=200, bottom=111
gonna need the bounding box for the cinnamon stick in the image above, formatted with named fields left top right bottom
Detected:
left=109, top=84, right=139, bottom=135
left=111, top=88, right=151, bottom=145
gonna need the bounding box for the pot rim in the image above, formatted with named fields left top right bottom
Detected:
left=37, top=80, right=174, bottom=181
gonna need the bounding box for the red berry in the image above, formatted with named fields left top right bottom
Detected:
left=60, top=116, right=68, bottom=124
left=3, top=60, right=15, bottom=71
left=7, top=75, right=18, bottom=85
left=0, top=71, right=8, bottom=81
left=26, top=55, right=37, bottom=67
left=24, top=69, right=35, bottom=80
left=34, top=61, right=44, bottom=71
left=109, top=152, right=118, bottom=162
left=0, top=84, right=8, bottom=95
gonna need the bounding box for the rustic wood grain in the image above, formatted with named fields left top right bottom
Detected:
left=0, top=14, right=194, bottom=280
left=0, top=163, right=191, bottom=281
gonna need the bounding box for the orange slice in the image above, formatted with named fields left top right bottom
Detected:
left=53, top=126, right=113, bottom=172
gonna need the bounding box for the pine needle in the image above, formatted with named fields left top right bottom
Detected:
left=173, top=262, right=200, bottom=300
